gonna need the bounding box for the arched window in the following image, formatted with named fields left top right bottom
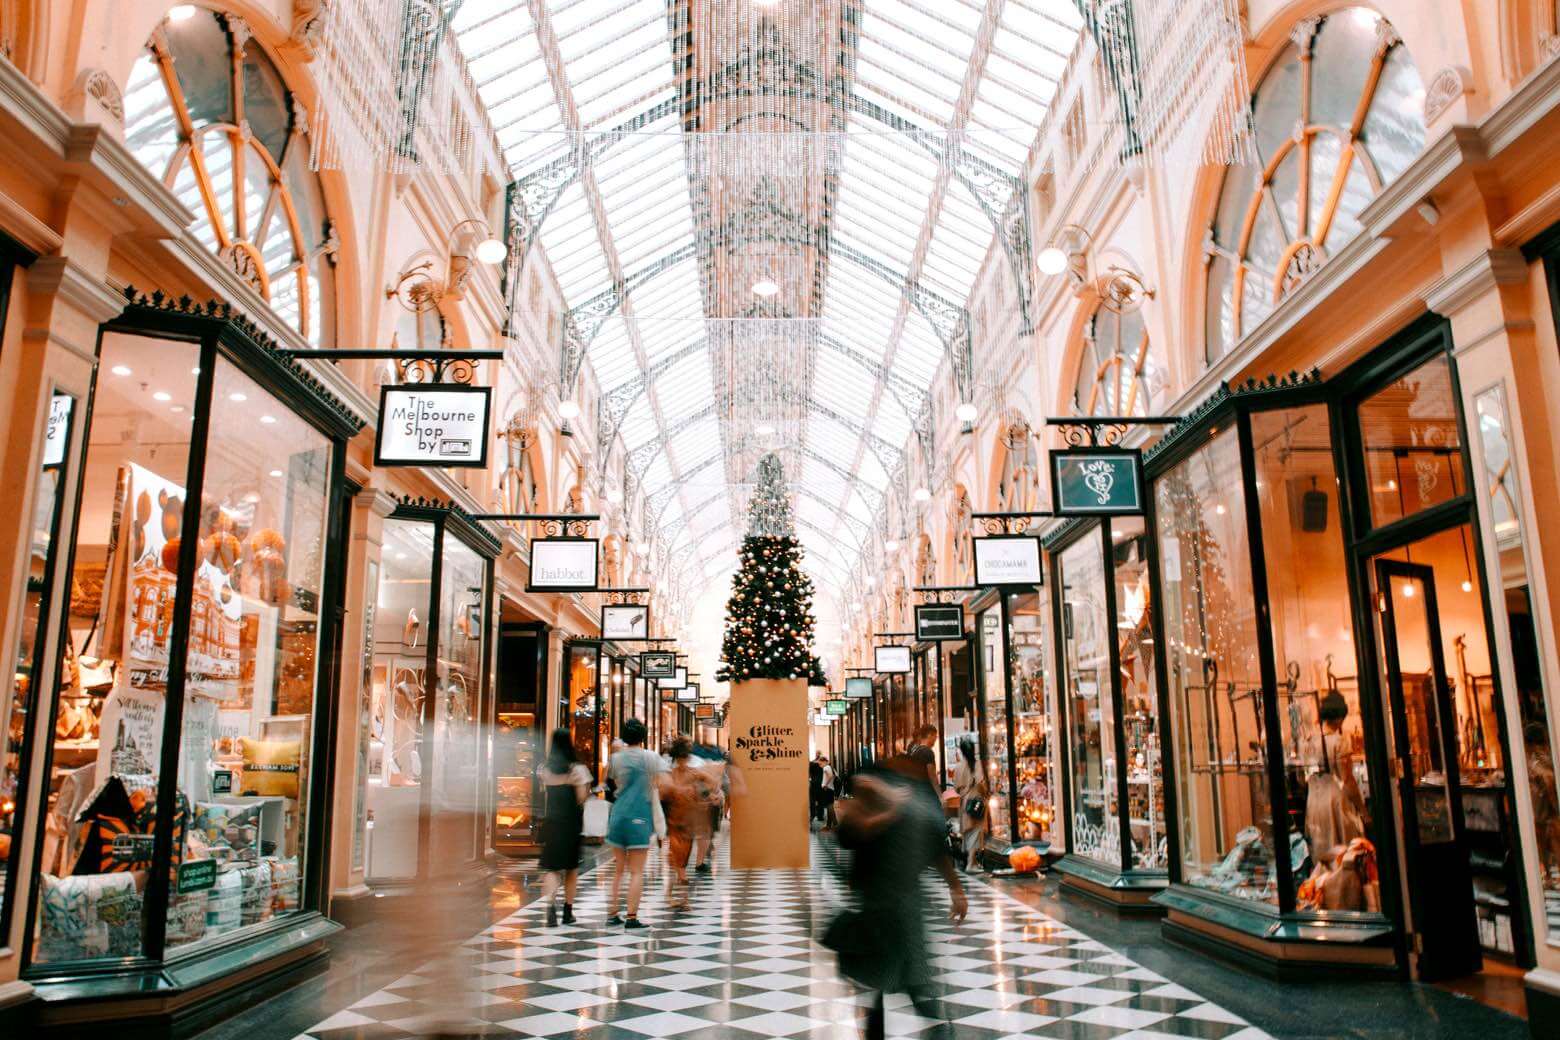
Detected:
left=1204, top=8, right=1424, bottom=362
left=1074, top=304, right=1161, bottom=417
left=124, top=9, right=336, bottom=343
left=997, top=418, right=1040, bottom=511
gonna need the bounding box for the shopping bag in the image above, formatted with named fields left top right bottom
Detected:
left=582, top=796, right=609, bottom=839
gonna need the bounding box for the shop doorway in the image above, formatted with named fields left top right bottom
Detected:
left=1373, top=558, right=1480, bottom=979
left=1368, top=524, right=1527, bottom=992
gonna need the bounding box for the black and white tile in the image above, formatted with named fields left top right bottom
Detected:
left=298, top=838, right=1273, bottom=1039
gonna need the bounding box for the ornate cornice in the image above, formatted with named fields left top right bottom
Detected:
left=30, top=257, right=127, bottom=323
left=1422, top=249, right=1528, bottom=317
left=119, top=286, right=366, bottom=436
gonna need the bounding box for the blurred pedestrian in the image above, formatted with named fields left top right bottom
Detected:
left=809, top=753, right=826, bottom=827
left=605, top=718, right=663, bottom=929
left=538, top=727, right=591, bottom=927
left=659, top=737, right=718, bottom=910
left=819, top=756, right=838, bottom=830
left=953, top=738, right=988, bottom=872
left=828, top=767, right=967, bottom=1040
left=904, top=724, right=940, bottom=793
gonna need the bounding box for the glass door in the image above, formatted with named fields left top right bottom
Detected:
left=1374, top=559, right=1480, bottom=979
left=977, top=605, right=1012, bottom=843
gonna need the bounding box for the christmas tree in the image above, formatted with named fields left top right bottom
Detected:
left=718, top=453, right=827, bottom=685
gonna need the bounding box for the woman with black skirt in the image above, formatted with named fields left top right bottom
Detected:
left=539, top=727, right=591, bottom=926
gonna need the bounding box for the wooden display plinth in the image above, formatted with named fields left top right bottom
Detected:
left=727, top=678, right=810, bottom=869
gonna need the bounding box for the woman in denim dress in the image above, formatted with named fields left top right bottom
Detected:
left=605, top=718, right=660, bottom=928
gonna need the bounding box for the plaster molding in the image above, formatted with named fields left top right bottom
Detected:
left=63, top=126, right=193, bottom=237
left=0, top=188, right=62, bottom=254
left=1422, top=66, right=1471, bottom=125
left=0, top=49, right=71, bottom=152
left=1450, top=319, right=1535, bottom=358
left=353, top=488, right=399, bottom=520
left=22, top=326, right=103, bottom=367
left=80, top=68, right=124, bottom=122
left=1481, top=50, right=1560, bottom=157
left=1423, top=249, right=1529, bottom=317
left=27, top=256, right=127, bottom=324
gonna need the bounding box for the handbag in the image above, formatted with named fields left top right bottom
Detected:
left=963, top=795, right=986, bottom=820
left=582, top=796, right=609, bottom=838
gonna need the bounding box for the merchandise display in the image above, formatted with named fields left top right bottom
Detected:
left=977, top=607, right=1010, bottom=842
left=1059, top=532, right=1116, bottom=866
left=1008, top=591, right=1056, bottom=843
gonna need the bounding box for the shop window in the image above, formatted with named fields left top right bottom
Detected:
left=1059, top=533, right=1116, bottom=864
left=1074, top=304, right=1162, bottom=417
left=1156, top=428, right=1274, bottom=902
left=1474, top=384, right=1560, bottom=942
left=1204, top=8, right=1424, bottom=362
left=1008, top=590, right=1057, bottom=843
left=978, top=607, right=1009, bottom=841
left=1252, top=405, right=1380, bottom=913
left=1357, top=354, right=1465, bottom=528
left=431, top=537, right=486, bottom=863
left=367, top=520, right=433, bottom=882
left=1, top=391, right=77, bottom=938
left=123, top=10, right=336, bottom=344
left=1113, top=517, right=1165, bottom=869
left=162, top=356, right=332, bottom=952
left=28, top=326, right=341, bottom=966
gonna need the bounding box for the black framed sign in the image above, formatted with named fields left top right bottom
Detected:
left=527, top=537, right=599, bottom=591
left=694, top=703, right=717, bottom=720
left=914, top=603, right=964, bottom=641
left=1050, top=447, right=1145, bottom=515
left=640, top=651, right=676, bottom=679
left=974, top=534, right=1043, bottom=586
left=676, top=682, right=699, bottom=704
left=601, top=603, right=650, bottom=640
left=657, top=666, right=688, bottom=691
left=874, top=645, right=911, bottom=674
left=845, top=676, right=873, bottom=698
left=825, top=698, right=849, bottom=716
left=374, top=384, right=492, bottom=467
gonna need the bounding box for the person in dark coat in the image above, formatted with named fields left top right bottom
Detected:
left=832, top=767, right=967, bottom=1040
left=538, top=728, right=591, bottom=926
left=809, top=754, right=825, bottom=826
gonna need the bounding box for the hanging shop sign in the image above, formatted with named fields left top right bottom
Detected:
left=676, top=682, right=700, bottom=704
left=695, top=703, right=717, bottom=720
left=974, top=534, right=1043, bottom=586
left=825, top=698, right=849, bottom=716
left=657, top=666, right=688, bottom=691
left=845, top=676, right=873, bottom=698
left=527, top=537, right=599, bottom=591
left=375, top=385, right=492, bottom=468
left=640, top=651, right=677, bottom=679
left=601, top=603, right=650, bottom=640
left=874, top=645, right=911, bottom=674
left=1050, top=447, right=1145, bottom=516
left=43, top=393, right=74, bottom=468
left=914, top=603, right=965, bottom=641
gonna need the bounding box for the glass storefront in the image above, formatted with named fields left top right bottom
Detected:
left=15, top=302, right=358, bottom=972
left=976, top=604, right=1011, bottom=842
left=1057, top=530, right=1117, bottom=868
left=563, top=641, right=603, bottom=781
left=364, top=506, right=495, bottom=884
left=494, top=625, right=544, bottom=851
left=1008, top=589, right=1057, bottom=844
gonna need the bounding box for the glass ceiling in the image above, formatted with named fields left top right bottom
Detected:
left=451, top=0, right=1084, bottom=603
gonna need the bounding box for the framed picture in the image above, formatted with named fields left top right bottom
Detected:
left=874, top=645, right=911, bottom=674
left=640, top=651, right=676, bottom=679
left=845, top=676, right=872, bottom=698
left=914, top=604, right=964, bottom=641
left=601, top=603, right=649, bottom=640
left=1050, top=447, right=1145, bottom=516
left=676, top=682, right=699, bottom=704
left=527, top=537, right=599, bottom=591
left=973, top=534, right=1043, bottom=586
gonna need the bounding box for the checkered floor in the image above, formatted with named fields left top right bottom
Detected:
left=299, top=837, right=1273, bottom=1039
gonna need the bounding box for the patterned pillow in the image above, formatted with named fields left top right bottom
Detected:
left=39, top=872, right=141, bottom=959
left=191, top=801, right=263, bottom=858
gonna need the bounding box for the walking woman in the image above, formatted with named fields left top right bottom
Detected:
left=953, top=737, right=988, bottom=872
left=605, top=718, right=662, bottom=928
left=538, top=728, right=591, bottom=926
left=659, top=737, right=718, bottom=910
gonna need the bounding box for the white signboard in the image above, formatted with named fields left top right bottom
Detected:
left=974, top=534, right=1043, bottom=586
left=43, top=393, right=73, bottom=467
left=657, top=666, right=689, bottom=691
left=375, top=385, right=492, bottom=468
left=602, top=603, right=649, bottom=640
left=845, top=677, right=873, bottom=698
left=527, top=538, right=599, bottom=591
left=874, top=645, right=911, bottom=674
left=676, top=682, right=699, bottom=703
